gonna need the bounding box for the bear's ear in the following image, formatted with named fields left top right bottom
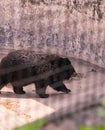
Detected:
left=64, top=58, right=71, bottom=64
left=57, top=58, right=70, bottom=67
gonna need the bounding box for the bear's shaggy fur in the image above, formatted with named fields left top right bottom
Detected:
left=0, top=50, right=75, bottom=98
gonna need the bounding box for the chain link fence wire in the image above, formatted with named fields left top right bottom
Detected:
left=0, top=0, right=105, bottom=130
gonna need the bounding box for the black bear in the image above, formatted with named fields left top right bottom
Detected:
left=0, top=50, right=75, bottom=98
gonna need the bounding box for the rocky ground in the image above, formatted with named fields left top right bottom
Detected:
left=42, top=104, right=105, bottom=130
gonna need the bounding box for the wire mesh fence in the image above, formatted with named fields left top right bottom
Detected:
left=0, top=0, right=105, bottom=130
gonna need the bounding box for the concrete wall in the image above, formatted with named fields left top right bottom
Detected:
left=0, top=0, right=105, bottom=68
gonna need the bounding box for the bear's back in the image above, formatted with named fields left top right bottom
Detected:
left=3, top=50, right=58, bottom=66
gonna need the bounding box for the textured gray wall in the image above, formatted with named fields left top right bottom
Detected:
left=0, top=0, right=105, bottom=68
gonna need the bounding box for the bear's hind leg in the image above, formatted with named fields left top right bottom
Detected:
left=0, top=85, right=4, bottom=94
left=0, top=75, right=8, bottom=93
left=12, top=85, right=26, bottom=94
left=50, top=82, right=71, bottom=93
left=35, top=80, right=49, bottom=98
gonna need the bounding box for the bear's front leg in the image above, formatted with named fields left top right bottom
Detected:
left=50, top=82, right=71, bottom=93
left=35, top=80, right=49, bottom=98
